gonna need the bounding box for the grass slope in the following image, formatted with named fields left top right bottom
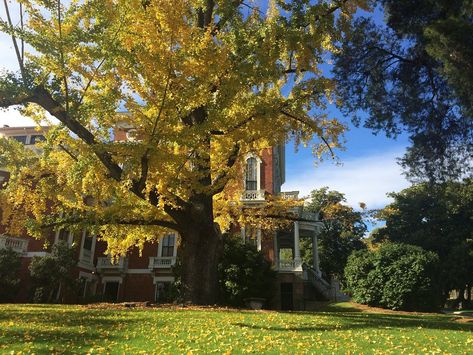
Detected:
left=0, top=303, right=472, bottom=354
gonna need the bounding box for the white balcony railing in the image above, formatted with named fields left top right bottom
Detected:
left=279, top=191, right=299, bottom=200
left=300, top=211, right=319, bottom=222
left=81, top=249, right=92, bottom=264
left=0, top=235, right=28, bottom=254
left=149, top=256, right=176, bottom=269
left=96, top=256, right=127, bottom=272
left=277, top=259, right=303, bottom=272
left=240, top=189, right=265, bottom=202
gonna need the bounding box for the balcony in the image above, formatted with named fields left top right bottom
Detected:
left=96, top=256, right=127, bottom=272
left=279, top=191, right=299, bottom=200
left=300, top=211, right=319, bottom=222
left=149, top=256, right=176, bottom=269
left=0, top=235, right=28, bottom=254
left=81, top=249, right=93, bottom=264
left=277, top=259, right=303, bottom=272
left=240, top=189, right=265, bottom=203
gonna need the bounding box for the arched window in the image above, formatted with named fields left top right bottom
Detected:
left=245, top=157, right=258, bottom=191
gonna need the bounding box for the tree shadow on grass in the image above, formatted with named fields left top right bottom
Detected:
left=234, top=312, right=473, bottom=333
left=0, top=308, right=168, bottom=352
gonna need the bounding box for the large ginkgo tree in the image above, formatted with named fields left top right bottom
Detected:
left=0, top=0, right=367, bottom=304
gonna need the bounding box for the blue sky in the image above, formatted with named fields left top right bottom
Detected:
left=0, top=2, right=411, bottom=224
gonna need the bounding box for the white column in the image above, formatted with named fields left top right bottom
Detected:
left=241, top=226, right=246, bottom=243
left=256, top=158, right=261, bottom=190
left=256, top=227, right=262, bottom=251
left=294, top=221, right=301, bottom=263
left=313, top=231, right=321, bottom=277
left=273, top=231, right=278, bottom=268
left=91, top=234, right=97, bottom=260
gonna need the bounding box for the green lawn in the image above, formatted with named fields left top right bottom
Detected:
left=0, top=303, right=472, bottom=354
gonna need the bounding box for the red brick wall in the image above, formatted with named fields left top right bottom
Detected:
left=261, top=148, right=274, bottom=194
left=122, top=274, right=155, bottom=302
left=127, top=242, right=158, bottom=269
left=113, top=129, right=127, bottom=142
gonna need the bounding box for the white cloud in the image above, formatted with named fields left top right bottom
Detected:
left=283, top=149, right=410, bottom=210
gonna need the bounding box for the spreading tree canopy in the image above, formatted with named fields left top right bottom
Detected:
left=0, top=0, right=368, bottom=304
left=334, top=0, right=473, bottom=182
left=375, top=179, right=473, bottom=300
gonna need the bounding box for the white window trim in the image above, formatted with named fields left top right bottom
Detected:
left=101, top=276, right=123, bottom=284
left=78, top=271, right=97, bottom=298
left=54, top=228, right=73, bottom=247
left=10, top=134, right=30, bottom=145
left=103, top=279, right=121, bottom=301
left=157, top=233, right=178, bottom=258
left=153, top=276, right=174, bottom=284
left=78, top=229, right=97, bottom=264
left=244, top=153, right=262, bottom=191
left=79, top=271, right=96, bottom=281
left=25, top=251, right=49, bottom=258
left=127, top=269, right=152, bottom=274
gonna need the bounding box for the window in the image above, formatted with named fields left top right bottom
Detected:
left=83, top=231, right=93, bottom=251
left=57, top=229, right=70, bottom=243
left=30, top=135, right=45, bottom=144
left=245, top=157, right=258, bottom=191
left=161, top=234, right=175, bottom=257
left=103, top=281, right=119, bottom=302
left=155, top=282, right=172, bottom=303
left=11, top=136, right=27, bottom=144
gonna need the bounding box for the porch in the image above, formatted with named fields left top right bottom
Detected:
left=274, top=214, right=322, bottom=276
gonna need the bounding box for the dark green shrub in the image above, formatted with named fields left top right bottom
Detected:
left=29, top=242, right=77, bottom=303
left=345, top=243, right=441, bottom=311
left=344, top=249, right=381, bottom=306
left=0, top=248, right=21, bottom=302
left=217, top=236, right=276, bottom=307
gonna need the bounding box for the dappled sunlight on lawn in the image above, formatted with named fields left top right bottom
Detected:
left=0, top=304, right=472, bottom=353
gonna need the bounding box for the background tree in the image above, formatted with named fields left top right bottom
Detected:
left=0, top=0, right=369, bottom=304
left=0, top=248, right=21, bottom=302
left=375, top=179, right=473, bottom=304
left=333, top=0, right=473, bottom=182
left=301, top=187, right=366, bottom=280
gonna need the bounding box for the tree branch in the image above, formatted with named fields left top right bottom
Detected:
left=56, top=0, right=69, bottom=114
left=3, top=0, right=25, bottom=78
left=210, top=142, right=240, bottom=195
left=280, top=110, right=335, bottom=158
left=28, top=86, right=123, bottom=181
left=41, top=216, right=179, bottom=230
left=212, top=0, right=244, bottom=33
left=210, top=114, right=255, bottom=135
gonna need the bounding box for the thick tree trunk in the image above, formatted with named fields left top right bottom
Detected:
left=176, top=197, right=222, bottom=305
left=179, top=224, right=222, bottom=304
